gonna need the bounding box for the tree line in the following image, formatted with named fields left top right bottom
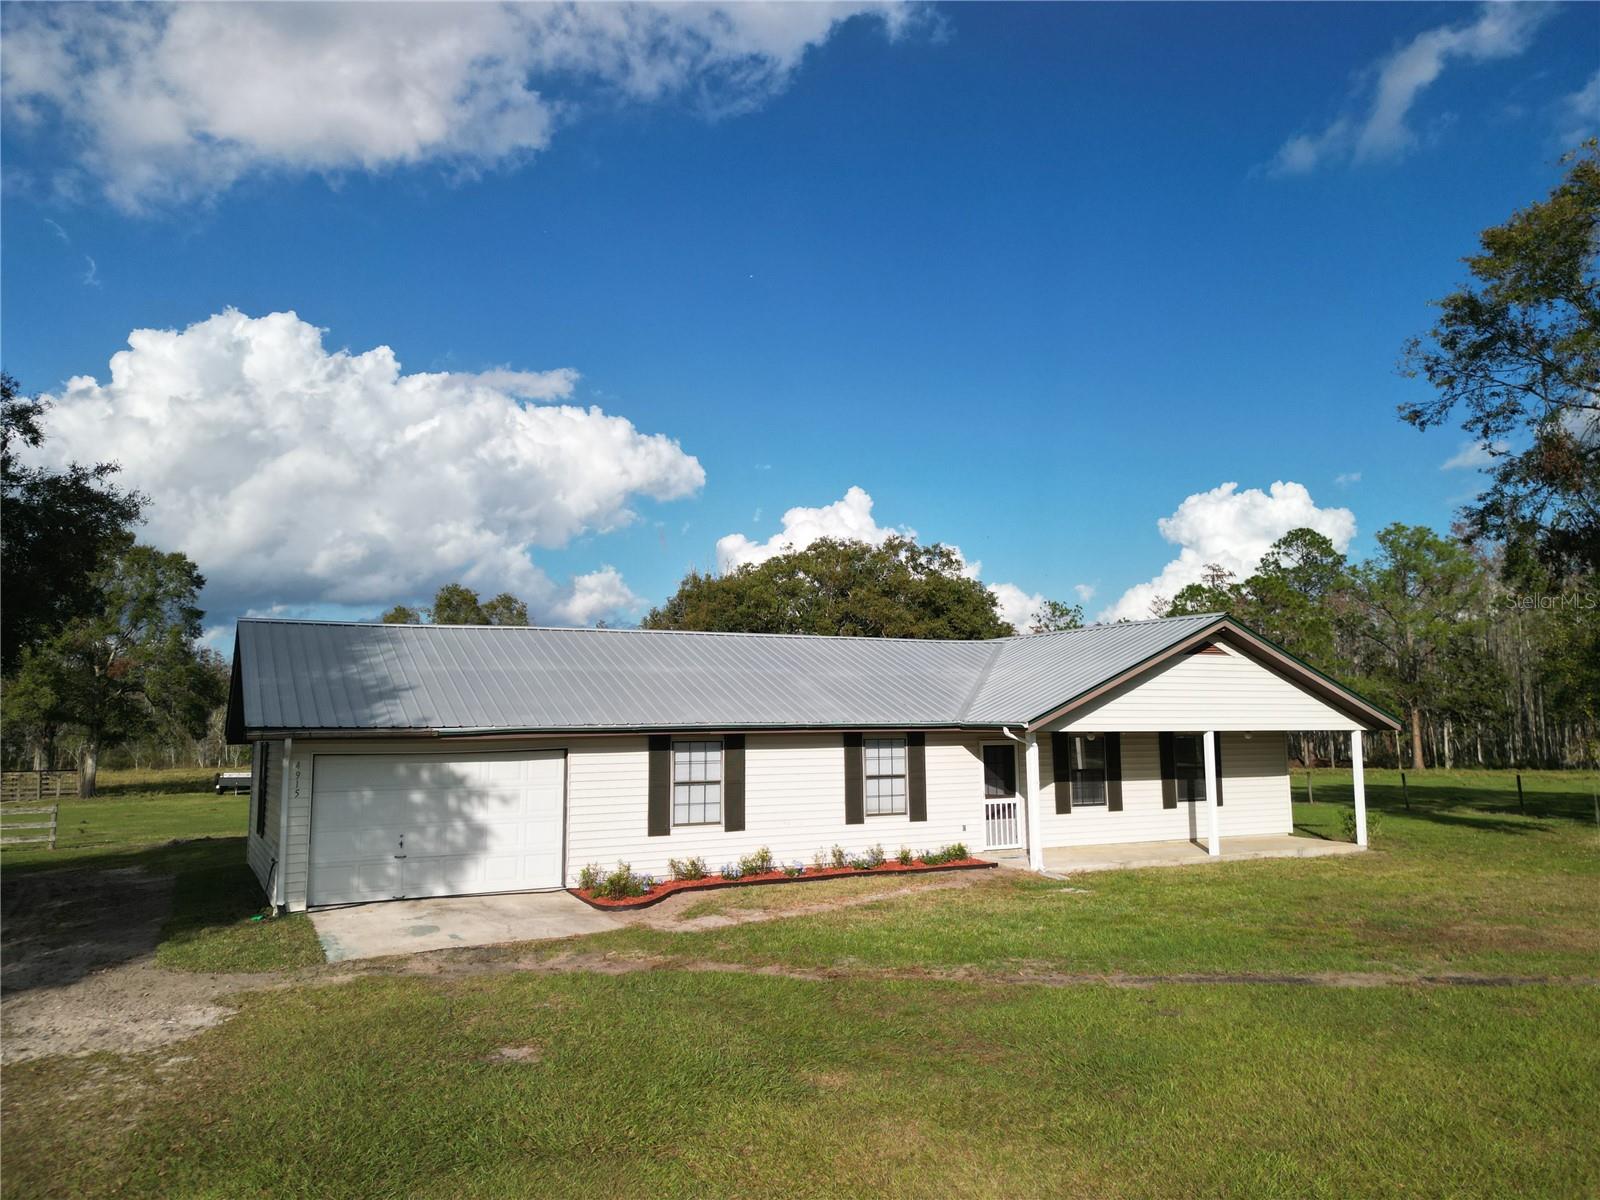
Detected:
left=1, top=375, right=228, bottom=793
left=1162, top=524, right=1596, bottom=770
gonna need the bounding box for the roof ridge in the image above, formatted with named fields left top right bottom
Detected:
left=235, top=612, right=1223, bottom=642
left=237, top=617, right=1018, bottom=646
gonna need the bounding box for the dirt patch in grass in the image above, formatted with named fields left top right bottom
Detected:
left=1, top=863, right=339, bottom=1064
left=1, top=866, right=173, bottom=995
left=486, top=1044, right=544, bottom=1064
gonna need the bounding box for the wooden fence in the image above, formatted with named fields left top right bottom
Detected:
left=1, top=804, right=58, bottom=848
left=1, top=771, right=79, bottom=803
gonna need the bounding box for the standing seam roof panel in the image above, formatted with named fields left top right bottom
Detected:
left=232, top=616, right=1222, bottom=733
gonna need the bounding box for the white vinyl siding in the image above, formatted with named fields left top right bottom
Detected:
left=262, top=720, right=1299, bottom=911
left=1051, top=644, right=1364, bottom=732
left=244, top=739, right=281, bottom=893
left=565, top=732, right=985, bottom=887
left=1037, top=731, right=1292, bottom=848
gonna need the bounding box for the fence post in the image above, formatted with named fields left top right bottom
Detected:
left=1401, top=771, right=1409, bottom=810
left=1306, top=770, right=1314, bottom=805
left=1516, top=773, right=1525, bottom=814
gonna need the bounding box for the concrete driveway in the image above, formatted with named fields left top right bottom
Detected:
left=310, top=891, right=624, bottom=962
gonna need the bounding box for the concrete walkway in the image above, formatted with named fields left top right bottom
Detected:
left=987, top=834, right=1364, bottom=876
left=310, top=891, right=624, bottom=962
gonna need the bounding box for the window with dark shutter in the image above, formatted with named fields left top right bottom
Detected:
left=672, top=741, right=723, bottom=826
left=1067, top=735, right=1108, bottom=807
left=1170, top=733, right=1207, bottom=803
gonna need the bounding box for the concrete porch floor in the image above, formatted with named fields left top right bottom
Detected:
left=986, top=834, right=1364, bottom=876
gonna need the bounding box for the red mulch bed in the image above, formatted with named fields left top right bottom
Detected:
left=570, top=858, right=996, bottom=911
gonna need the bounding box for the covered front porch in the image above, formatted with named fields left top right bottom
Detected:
left=1001, top=725, right=1380, bottom=873
left=988, top=832, right=1366, bottom=876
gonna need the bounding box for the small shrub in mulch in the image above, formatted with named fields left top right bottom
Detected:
left=570, top=843, right=993, bottom=910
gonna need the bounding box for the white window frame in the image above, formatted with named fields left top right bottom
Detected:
left=1067, top=734, right=1108, bottom=808
left=863, top=736, right=908, bottom=817
left=672, top=739, right=724, bottom=827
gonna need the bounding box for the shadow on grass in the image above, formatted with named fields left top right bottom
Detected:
left=0, top=838, right=249, bottom=996
left=2, top=836, right=243, bottom=879
left=1296, top=778, right=1595, bottom=838
left=93, top=771, right=218, bottom=798
left=1292, top=823, right=1334, bottom=842
left=2, top=836, right=317, bottom=985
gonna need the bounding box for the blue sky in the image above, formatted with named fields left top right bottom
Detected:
left=3, top=2, right=1596, bottom=634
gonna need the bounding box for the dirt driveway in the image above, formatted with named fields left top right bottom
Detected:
left=0, top=867, right=285, bottom=1063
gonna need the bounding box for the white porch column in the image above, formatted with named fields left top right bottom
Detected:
left=1024, top=732, right=1044, bottom=871
left=1203, top=729, right=1221, bottom=857
left=1351, top=729, right=1368, bottom=848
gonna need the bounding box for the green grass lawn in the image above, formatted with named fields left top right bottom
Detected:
left=1, top=766, right=323, bottom=972
left=575, top=769, right=1600, bottom=979
left=3, top=767, right=1597, bottom=1198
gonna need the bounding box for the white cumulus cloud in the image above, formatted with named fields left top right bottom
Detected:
left=1267, top=3, right=1549, bottom=175
left=716, top=485, right=1051, bottom=633
left=31, top=309, right=704, bottom=624
left=715, top=485, right=906, bottom=572
left=1441, top=439, right=1510, bottom=470
left=1103, top=482, right=1357, bottom=621
left=557, top=566, right=644, bottom=625
left=3, top=1, right=916, bottom=211
left=1559, top=69, right=1600, bottom=144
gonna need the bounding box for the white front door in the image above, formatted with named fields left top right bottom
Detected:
left=308, top=751, right=565, bottom=906
left=980, top=742, right=1022, bottom=850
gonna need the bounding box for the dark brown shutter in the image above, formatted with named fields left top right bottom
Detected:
left=1050, top=732, right=1072, bottom=813
left=843, top=732, right=864, bottom=824
left=647, top=735, right=671, bottom=836
left=722, top=735, right=746, bottom=832
left=1105, top=732, right=1123, bottom=812
left=907, top=733, right=927, bottom=822
left=255, top=743, right=271, bottom=836
left=1159, top=732, right=1177, bottom=809
left=1212, top=733, right=1224, bottom=807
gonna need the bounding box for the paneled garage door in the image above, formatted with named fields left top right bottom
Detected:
left=308, top=751, right=565, bottom=906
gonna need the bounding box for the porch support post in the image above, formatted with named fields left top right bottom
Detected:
left=1351, top=729, right=1368, bottom=848
left=1024, top=732, right=1044, bottom=871
left=1203, top=729, right=1221, bottom=857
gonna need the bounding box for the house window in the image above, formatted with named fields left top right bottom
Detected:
left=864, top=737, right=907, bottom=815
left=1172, top=733, right=1207, bottom=803
left=982, top=743, right=1017, bottom=798
left=673, top=741, right=722, bottom=826
left=1068, top=735, right=1107, bottom=807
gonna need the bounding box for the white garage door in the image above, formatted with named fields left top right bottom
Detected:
left=308, top=751, right=565, bottom=906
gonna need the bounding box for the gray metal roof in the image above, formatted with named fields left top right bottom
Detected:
left=229, top=613, right=1238, bottom=736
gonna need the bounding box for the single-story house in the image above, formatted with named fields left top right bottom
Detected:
left=225, top=613, right=1398, bottom=911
